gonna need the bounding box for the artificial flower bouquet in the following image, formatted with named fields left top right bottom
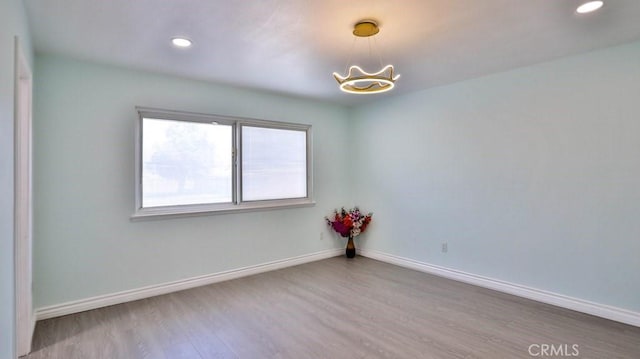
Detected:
left=325, top=207, right=373, bottom=238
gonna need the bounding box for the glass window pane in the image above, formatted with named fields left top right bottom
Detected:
left=142, top=118, right=232, bottom=207
left=242, top=126, right=307, bottom=201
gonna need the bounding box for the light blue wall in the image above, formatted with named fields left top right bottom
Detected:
left=352, top=41, right=640, bottom=312
left=33, top=55, right=351, bottom=308
left=0, top=0, right=32, bottom=357
left=32, top=38, right=640, bottom=316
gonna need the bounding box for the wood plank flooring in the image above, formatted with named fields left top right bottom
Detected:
left=25, top=257, right=640, bottom=358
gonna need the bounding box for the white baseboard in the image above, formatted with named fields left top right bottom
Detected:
left=36, top=247, right=640, bottom=328
left=36, top=248, right=342, bottom=320
left=359, top=249, right=640, bottom=327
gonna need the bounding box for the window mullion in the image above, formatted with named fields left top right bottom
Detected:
left=234, top=122, right=242, bottom=205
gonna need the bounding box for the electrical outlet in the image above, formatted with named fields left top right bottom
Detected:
left=320, top=232, right=324, bottom=240
left=442, top=242, right=448, bottom=253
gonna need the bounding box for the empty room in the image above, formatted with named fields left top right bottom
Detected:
left=2, top=0, right=640, bottom=358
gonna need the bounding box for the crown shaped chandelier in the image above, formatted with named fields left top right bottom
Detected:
left=333, top=20, right=399, bottom=94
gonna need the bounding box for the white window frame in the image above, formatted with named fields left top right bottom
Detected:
left=132, top=107, right=314, bottom=219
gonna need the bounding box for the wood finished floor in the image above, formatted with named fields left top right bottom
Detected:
left=26, top=257, right=640, bottom=358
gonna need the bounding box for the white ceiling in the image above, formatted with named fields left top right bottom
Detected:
left=24, top=0, right=640, bottom=105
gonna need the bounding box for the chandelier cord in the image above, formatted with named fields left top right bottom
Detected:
left=373, top=35, right=384, bottom=68
left=343, top=37, right=357, bottom=75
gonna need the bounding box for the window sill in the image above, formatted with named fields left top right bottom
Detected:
left=130, top=199, right=316, bottom=221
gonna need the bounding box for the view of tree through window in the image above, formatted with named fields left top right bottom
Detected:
left=142, top=118, right=232, bottom=207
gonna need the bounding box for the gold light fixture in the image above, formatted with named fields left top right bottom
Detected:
left=333, top=20, right=400, bottom=94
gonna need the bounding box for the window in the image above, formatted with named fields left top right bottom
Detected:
left=134, top=108, right=313, bottom=218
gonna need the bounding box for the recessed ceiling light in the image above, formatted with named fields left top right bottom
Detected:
left=171, top=37, right=192, bottom=48
left=576, top=1, right=604, bottom=14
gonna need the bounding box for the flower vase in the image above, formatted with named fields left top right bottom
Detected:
left=346, top=236, right=356, bottom=258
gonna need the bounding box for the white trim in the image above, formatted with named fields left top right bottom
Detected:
left=36, top=249, right=342, bottom=320
left=359, top=249, right=640, bottom=328
left=131, top=200, right=316, bottom=221
left=14, top=37, right=35, bottom=357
